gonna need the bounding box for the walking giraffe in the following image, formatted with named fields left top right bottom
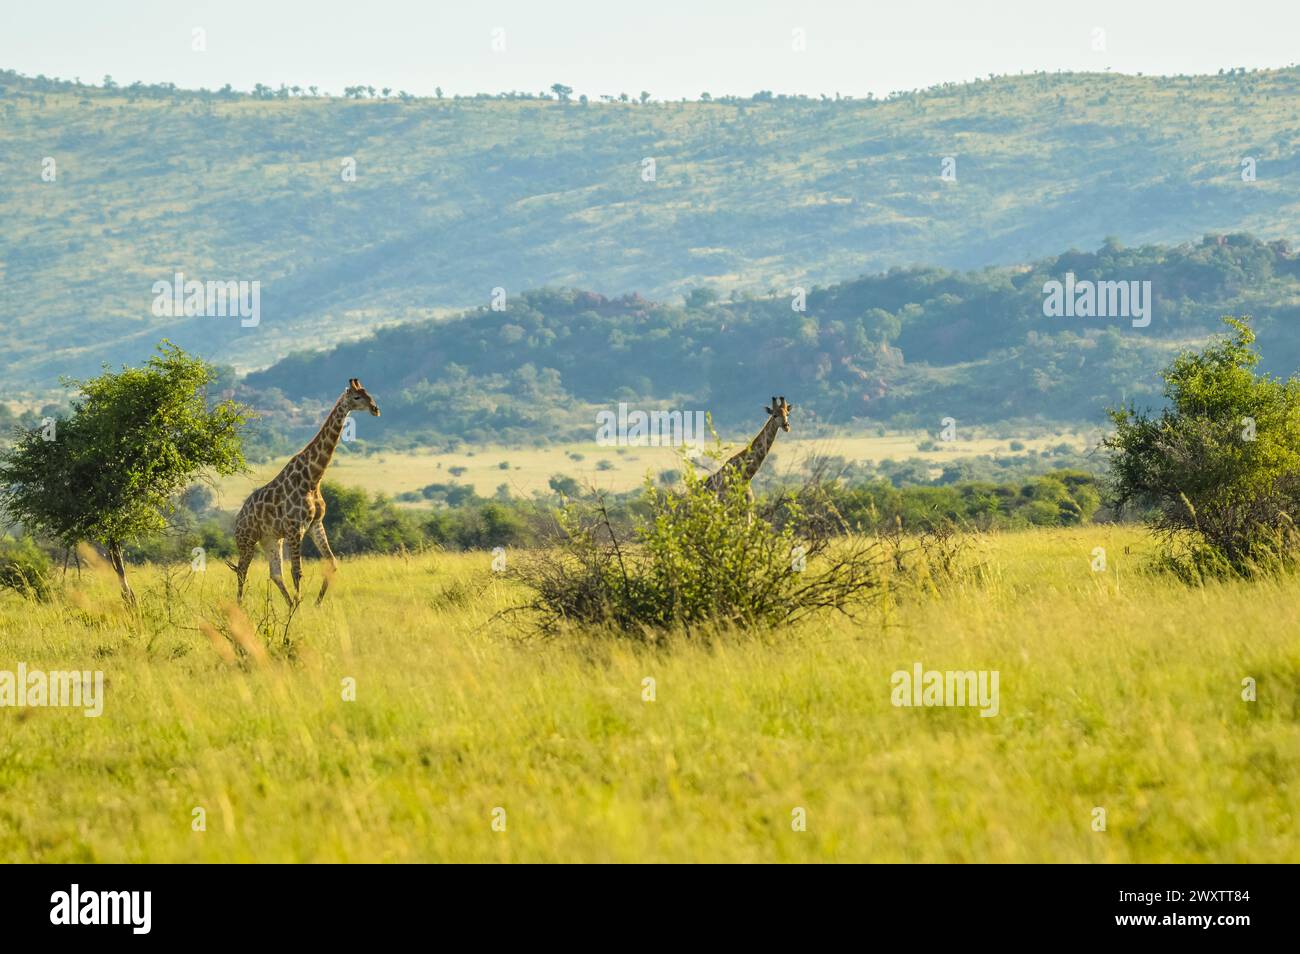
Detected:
left=704, top=396, right=793, bottom=503
left=227, top=379, right=380, bottom=606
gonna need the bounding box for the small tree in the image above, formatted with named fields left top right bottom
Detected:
left=1104, top=317, right=1300, bottom=577
left=0, top=343, right=249, bottom=603
left=548, top=473, right=581, bottom=498
left=509, top=462, right=888, bottom=635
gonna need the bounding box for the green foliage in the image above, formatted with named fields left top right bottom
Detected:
left=1104, top=318, right=1300, bottom=577
left=510, top=467, right=884, bottom=634
left=7, top=62, right=1300, bottom=397
left=127, top=503, right=237, bottom=564
left=318, top=481, right=534, bottom=554
left=802, top=470, right=1102, bottom=532
left=548, top=473, right=581, bottom=497
left=320, top=483, right=424, bottom=555
left=0, top=536, right=54, bottom=602
left=428, top=501, right=531, bottom=551
left=241, top=237, right=1300, bottom=448
left=0, top=343, right=249, bottom=598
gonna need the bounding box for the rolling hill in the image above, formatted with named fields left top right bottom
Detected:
left=239, top=234, right=1300, bottom=450
left=3, top=66, right=1300, bottom=391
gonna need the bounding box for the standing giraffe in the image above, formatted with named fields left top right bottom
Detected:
left=704, top=396, right=793, bottom=502
left=227, top=379, right=380, bottom=606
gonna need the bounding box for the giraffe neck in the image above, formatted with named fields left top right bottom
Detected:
left=719, top=413, right=781, bottom=484
left=294, top=393, right=351, bottom=487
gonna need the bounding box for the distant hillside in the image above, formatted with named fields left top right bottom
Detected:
left=240, top=235, right=1300, bottom=450
left=3, top=66, right=1300, bottom=389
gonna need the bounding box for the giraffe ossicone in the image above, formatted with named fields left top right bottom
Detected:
left=227, top=379, right=381, bottom=606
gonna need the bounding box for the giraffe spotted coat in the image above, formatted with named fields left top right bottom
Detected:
left=228, top=378, right=380, bottom=606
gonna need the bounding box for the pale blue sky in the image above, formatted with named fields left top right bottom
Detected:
left=3, top=0, right=1297, bottom=99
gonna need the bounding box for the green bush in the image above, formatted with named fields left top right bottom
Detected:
left=548, top=474, right=581, bottom=497
left=0, top=536, right=55, bottom=601
left=128, top=486, right=237, bottom=563
left=448, top=502, right=531, bottom=550
left=802, top=469, right=1103, bottom=532
left=510, top=467, right=884, bottom=635
left=1104, top=318, right=1300, bottom=578
left=320, top=482, right=426, bottom=555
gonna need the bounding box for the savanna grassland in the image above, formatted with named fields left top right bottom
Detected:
left=1, top=525, right=1294, bottom=863
left=212, top=430, right=1093, bottom=504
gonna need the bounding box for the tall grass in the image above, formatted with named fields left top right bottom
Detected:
left=0, top=526, right=1295, bottom=862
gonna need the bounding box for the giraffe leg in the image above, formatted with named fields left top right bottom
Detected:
left=286, top=532, right=305, bottom=603
left=227, top=524, right=257, bottom=602
left=233, top=544, right=254, bottom=602
left=308, top=521, right=339, bottom=605
left=263, top=536, right=295, bottom=607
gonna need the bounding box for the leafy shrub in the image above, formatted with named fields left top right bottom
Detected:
left=0, top=536, right=55, bottom=601
left=320, top=483, right=426, bottom=554
left=1104, top=318, right=1300, bottom=578
left=420, top=482, right=477, bottom=506
left=509, top=467, right=884, bottom=635
left=753, top=468, right=1103, bottom=533
left=548, top=474, right=581, bottom=497
left=128, top=485, right=237, bottom=563
left=445, top=502, right=531, bottom=549
left=129, top=515, right=236, bottom=563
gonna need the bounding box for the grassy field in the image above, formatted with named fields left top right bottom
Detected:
left=1, top=524, right=1295, bottom=863
left=212, top=430, right=1094, bottom=506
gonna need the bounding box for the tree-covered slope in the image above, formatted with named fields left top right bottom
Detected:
left=3, top=67, right=1300, bottom=389
left=240, top=235, right=1300, bottom=447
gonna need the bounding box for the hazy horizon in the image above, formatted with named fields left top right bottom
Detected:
left=4, top=0, right=1299, bottom=101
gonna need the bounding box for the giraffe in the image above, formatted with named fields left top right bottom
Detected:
left=704, top=396, right=793, bottom=503
left=227, top=379, right=380, bottom=606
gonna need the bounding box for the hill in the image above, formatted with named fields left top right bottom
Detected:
left=239, top=234, right=1300, bottom=449
left=3, top=66, right=1300, bottom=388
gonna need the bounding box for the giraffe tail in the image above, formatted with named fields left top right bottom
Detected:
left=224, top=559, right=239, bottom=574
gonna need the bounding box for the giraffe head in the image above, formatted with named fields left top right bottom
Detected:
left=344, top=378, right=381, bottom=417
left=765, top=395, right=793, bottom=432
